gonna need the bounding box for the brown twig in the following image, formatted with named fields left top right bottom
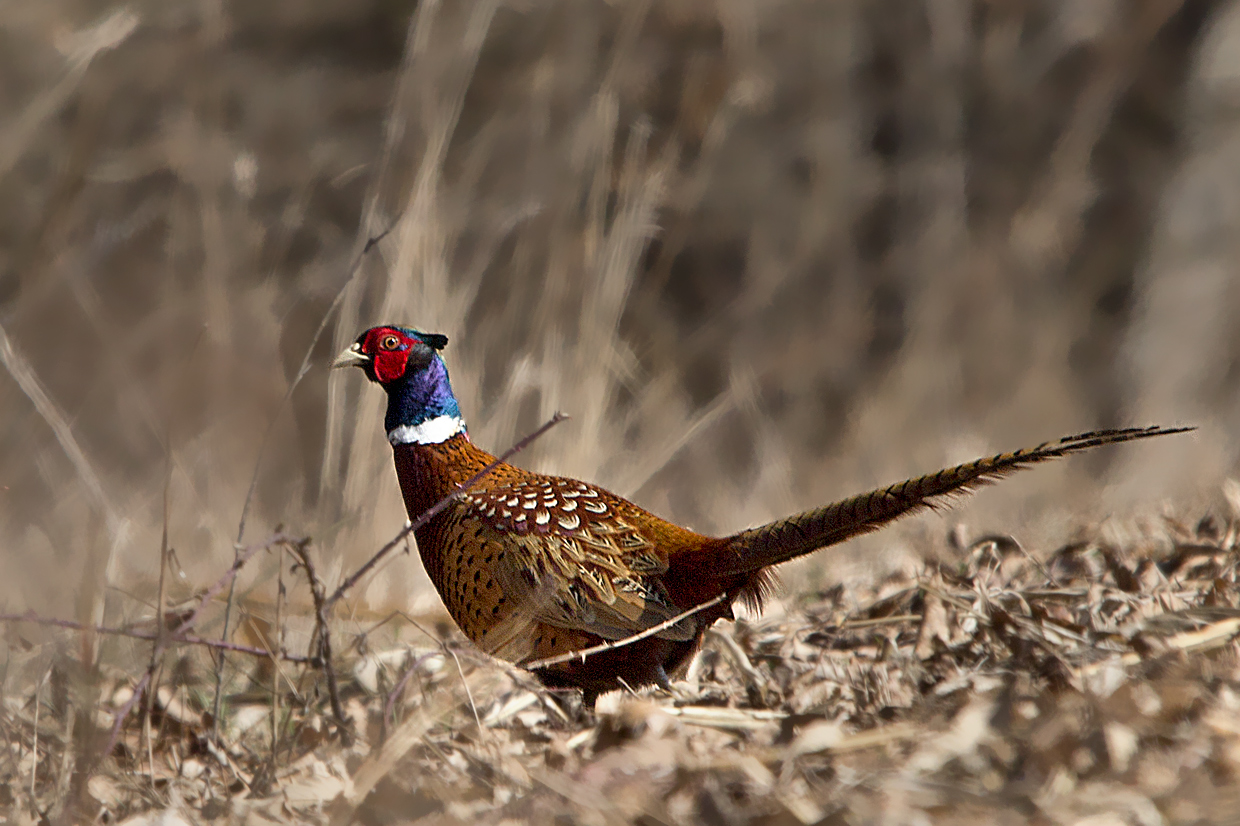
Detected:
left=383, top=651, right=438, bottom=734
left=141, top=450, right=172, bottom=782
left=104, top=670, right=152, bottom=762
left=270, top=544, right=285, bottom=769
left=445, top=645, right=482, bottom=731
left=285, top=538, right=348, bottom=735
left=0, top=612, right=310, bottom=663
left=324, top=411, right=568, bottom=613
left=185, top=635, right=309, bottom=662
left=30, top=667, right=49, bottom=812
left=523, top=593, right=729, bottom=671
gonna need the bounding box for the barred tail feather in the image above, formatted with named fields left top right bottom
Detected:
left=715, top=426, right=1192, bottom=576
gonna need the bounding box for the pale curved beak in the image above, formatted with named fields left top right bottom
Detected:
left=332, top=343, right=370, bottom=369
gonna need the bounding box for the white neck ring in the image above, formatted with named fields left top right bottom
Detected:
left=388, top=414, right=466, bottom=446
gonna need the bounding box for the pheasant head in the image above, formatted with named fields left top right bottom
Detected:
left=333, top=325, right=465, bottom=445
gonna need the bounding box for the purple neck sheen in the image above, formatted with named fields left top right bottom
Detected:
left=384, top=353, right=464, bottom=435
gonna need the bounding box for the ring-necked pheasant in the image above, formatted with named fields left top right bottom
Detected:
left=334, top=325, right=1189, bottom=700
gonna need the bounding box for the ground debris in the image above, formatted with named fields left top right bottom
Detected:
left=6, top=514, right=1240, bottom=824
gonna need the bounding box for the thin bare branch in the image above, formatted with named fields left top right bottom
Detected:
left=524, top=593, right=728, bottom=671
left=270, top=545, right=286, bottom=768
left=383, top=651, right=437, bottom=732
left=286, top=538, right=348, bottom=735
left=141, top=450, right=173, bottom=766
left=0, top=611, right=305, bottom=662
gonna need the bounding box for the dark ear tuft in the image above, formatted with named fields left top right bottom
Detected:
left=423, top=333, right=449, bottom=351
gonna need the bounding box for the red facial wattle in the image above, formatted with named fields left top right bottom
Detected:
left=362, top=327, right=414, bottom=384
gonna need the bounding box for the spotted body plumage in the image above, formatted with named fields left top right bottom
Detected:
left=336, top=325, right=1192, bottom=701
left=390, top=434, right=717, bottom=691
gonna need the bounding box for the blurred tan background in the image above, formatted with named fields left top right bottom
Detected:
left=1, top=0, right=1235, bottom=629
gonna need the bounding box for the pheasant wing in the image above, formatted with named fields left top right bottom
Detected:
left=458, top=477, right=696, bottom=643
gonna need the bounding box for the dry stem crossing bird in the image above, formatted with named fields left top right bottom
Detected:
left=334, top=325, right=1189, bottom=701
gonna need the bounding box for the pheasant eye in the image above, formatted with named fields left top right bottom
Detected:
left=380, top=335, right=401, bottom=351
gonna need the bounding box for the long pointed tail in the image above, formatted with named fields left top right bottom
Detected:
left=713, top=426, right=1192, bottom=576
